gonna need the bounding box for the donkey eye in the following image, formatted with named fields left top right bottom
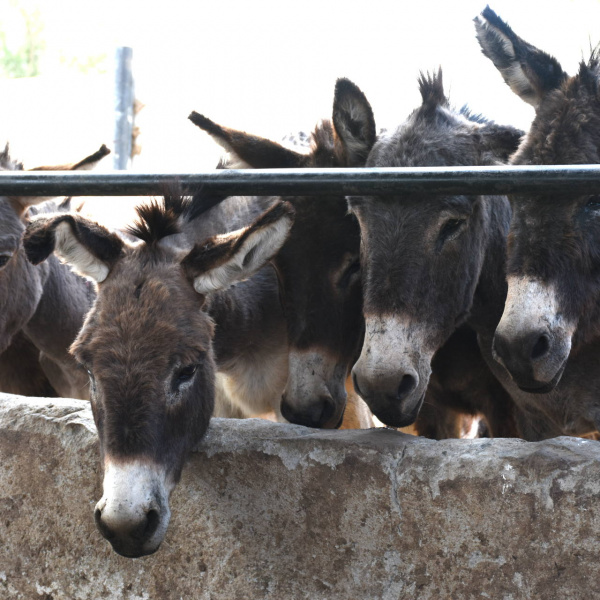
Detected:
left=338, top=259, right=361, bottom=290
left=438, top=218, right=466, bottom=244
left=0, top=254, right=12, bottom=269
left=585, top=195, right=600, bottom=211
left=175, top=364, right=198, bottom=387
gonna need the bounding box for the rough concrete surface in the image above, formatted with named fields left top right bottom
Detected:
left=1, top=393, right=599, bottom=599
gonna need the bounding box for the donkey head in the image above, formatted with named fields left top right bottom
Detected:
left=189, top=77, right=375, bottom=429
left=23, top=196, right=293, bottom=557
left=349, top=70, right=522, bottom=427
left=0, top=144, right=110, bottom=354
left=476, top=7, right=600, bottom=392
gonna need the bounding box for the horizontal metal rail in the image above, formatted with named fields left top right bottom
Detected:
left=2, top=165, right=600, bottom=196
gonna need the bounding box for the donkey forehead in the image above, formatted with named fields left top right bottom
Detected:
left=514, top=91, right=600, bottom=166
left=76, top=267, right=212, bottom=360
left=368, top=115, right=481, bottom=169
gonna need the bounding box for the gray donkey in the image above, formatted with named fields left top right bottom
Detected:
left=0, top=144, right=110, bottom=398
left=348, top=70, right=523, bottom=436
left=475, top=7, right=600, bottom=439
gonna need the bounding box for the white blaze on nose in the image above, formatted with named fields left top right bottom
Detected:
left=354, top=314, right=433, bottom=403
left=498, top=277, right=576, bottom=343
left=96, top=458, right=172, bottom=541
left=358, top=315, right=433, bottom=373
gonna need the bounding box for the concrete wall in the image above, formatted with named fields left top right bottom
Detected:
left=1, top=393, right=599, bottom=599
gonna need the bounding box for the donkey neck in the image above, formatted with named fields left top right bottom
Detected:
left=23, top=254, right=94, bottom=368
left=207, top=265, right=288, bottom=415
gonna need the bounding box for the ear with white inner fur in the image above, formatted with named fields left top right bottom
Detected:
left=474, top=7, right=567, bottom=109
left=182, top=201, right=295, bottom=295
left=22, top=213, right=124, bottom=282
left=188, top=111, right=307, bottom=169
left=332, top=78, right=377, bottom=167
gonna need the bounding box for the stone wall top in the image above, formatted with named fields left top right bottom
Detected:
left=1, top=393, right=599, bottom=599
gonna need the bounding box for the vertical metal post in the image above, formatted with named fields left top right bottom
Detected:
left=113, top=47, right=134, bottom=171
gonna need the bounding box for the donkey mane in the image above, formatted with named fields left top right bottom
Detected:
left=459, top=105, right=491, bottom=125
left=418, top=70, right=448, bottom=113
left=126, top=195, right=186, bottom=244
left=0, top=143, right=23, bottom=172
left=126, top=188, right=231, bottom=244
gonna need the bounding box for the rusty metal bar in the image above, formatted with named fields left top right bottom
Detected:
left=2, top=165, right=600, bottom=196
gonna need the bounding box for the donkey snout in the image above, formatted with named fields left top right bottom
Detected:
left=492, top=328, right=567, bottom=391
left=281, top=393, right=338, bottom=428
left=94, top=499, right=163, bottom=557
left=352, top=366, right=424, bottom=428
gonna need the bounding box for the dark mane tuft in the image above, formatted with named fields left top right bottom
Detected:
left=0, top=143, right=23, bottom=171
left=578, top=45, right=600, bottom=92
left=460, top=105, right=491, bottom=124
left=418, top=68, right=448, bottom=112
left=126, top=198, right=184, bottom=244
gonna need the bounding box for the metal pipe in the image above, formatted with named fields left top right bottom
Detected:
left=3, top=165, right=600, bottom=196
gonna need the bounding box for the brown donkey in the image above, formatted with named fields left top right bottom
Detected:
left=23, top=193, right=294, bottom=557
left=475, top=7, right=600, bottom=438
left=189, top=77, right=375, bottom=429
left=348, top=70, right=523, bottom=435
left=0, top=144, right=110, bottom=398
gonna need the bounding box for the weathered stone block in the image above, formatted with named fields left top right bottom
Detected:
left=0, top=393, right=599, bottom=599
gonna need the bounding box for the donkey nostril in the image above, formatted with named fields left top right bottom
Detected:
left=143, top=509, right=160, bottom=539
left=94, top=507, right=116, bottom=541
left=131, top=509, right=160, bottom=541
left=397, top=374, right=417, bottom=401
left=531, top=333, right=550, bottom=360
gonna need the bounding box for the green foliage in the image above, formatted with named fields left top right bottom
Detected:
left=0, top=4, right=44, bottom=78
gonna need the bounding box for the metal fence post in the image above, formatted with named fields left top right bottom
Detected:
left=113, top=47, right=134, bottom=171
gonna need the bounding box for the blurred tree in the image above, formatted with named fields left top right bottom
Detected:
left=0, top=3, right=44, bottom=78
left=0, top=0, right=108, bottom=78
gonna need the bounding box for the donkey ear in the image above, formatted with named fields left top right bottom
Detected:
left=182, top=201, right=295, bottom=295
left=474, top=7, right=568, bottom=109
left=479, top=122, right=525, bottom=163
left=332, top=78, right=376, bottom=167
left=188, top=112, right=306, bottom=169
left=23, top=213, right=123, bottom=282
left=11, top=145, right=111, bottom=216
left=29, top=144, right=111, bottom=172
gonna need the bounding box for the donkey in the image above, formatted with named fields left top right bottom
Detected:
left=23, top=192, right=294, bottom=558
left=348, top=70, right=523, bottom=435
left=0, top=144, right=110, bottom=398
left=474, top=7, right=600, bottom=438
left=188, top=77, right=375, bottom=429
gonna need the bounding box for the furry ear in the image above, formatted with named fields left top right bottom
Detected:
left=332, top=78, right=377, bottom=167
left=182, top=201, right=295, bottom=295
left=28, top=144, right=111, bottom=171
left=478, top=122, right=525, bottom=163
left=23, top=213, right=123, bottom=282
left=10, top=144, right=111, bottom=216
left=474, top=7, right=568, bottom=108
left=188, top=112, right=307, bottom=169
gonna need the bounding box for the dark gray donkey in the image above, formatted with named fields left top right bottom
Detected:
left=188, top=77, right=375, bottom=428
left=348, top=70, right=523, bottom=436
left=0, top=144, right=110, bottom=398
left=475, top=7, right=600, bottom=439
